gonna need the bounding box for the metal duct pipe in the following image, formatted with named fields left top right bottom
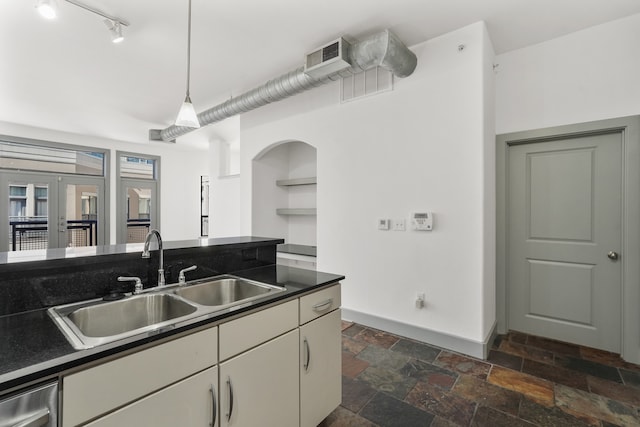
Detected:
left=151, top=29, right=417, bottom=142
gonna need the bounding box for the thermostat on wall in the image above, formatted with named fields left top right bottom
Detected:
left=411, top=212, right=433, bottom=231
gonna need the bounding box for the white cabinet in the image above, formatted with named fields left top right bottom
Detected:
left=299, top=284, right=341, bottom=325
left=85, top=366, right=219, bottom=427
left=61, top=283, right=341, bottom=427
left=299, top=284, right=342, bottom=427
left=62, top=326, right=218, bottom=427
left=300, top=309, right=342, bottom=427
left=219, top=299, right=298, bottom=361
left=220, top=330, right=300, bottom=427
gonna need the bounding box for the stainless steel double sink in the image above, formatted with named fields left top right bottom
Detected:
left=48, top=275, right=285, bottom=349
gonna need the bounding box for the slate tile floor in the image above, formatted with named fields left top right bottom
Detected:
left=320, top=322, right=640, bottom=427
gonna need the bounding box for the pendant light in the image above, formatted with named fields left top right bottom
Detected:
left=175, top=0, right=200, bottom=128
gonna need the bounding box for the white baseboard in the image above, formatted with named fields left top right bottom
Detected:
left=342, top=308, right=497, bottom=360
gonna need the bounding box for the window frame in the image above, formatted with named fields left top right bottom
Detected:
left=115, top=151, right=161, bottom=244
left=0, top=134, right=110, bottom=248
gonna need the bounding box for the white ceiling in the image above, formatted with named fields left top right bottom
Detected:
left=2, top=0, right=640, bottom=147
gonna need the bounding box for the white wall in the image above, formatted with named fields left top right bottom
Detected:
left=240, top=22, right=496, bottom=346
left=209, top=139, right=242, bottom=237
left=481, top=25, right=497, bottom=338
left=496, top=13, right=640, bottom=134
left=286, top=142, right=317, bottom=246
left=0, top=121, right=208, bottom=242
left=250, top=142, right=290, bottom=240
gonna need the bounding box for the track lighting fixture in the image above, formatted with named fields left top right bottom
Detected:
left=36, top=0, right=129, bottom=43
left=104, top=19, right=124, bottom=43
left=36, top=0, right=58, bottom=19
left=175, top=0, right=200, bottom=128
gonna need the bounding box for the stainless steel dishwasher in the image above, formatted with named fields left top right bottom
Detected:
left=0, top=381, right=58, bottom=427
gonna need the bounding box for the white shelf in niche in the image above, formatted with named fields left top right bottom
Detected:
left=276, top=177, right=317, bottom=187
left=276, top=208, right=317, bottom=216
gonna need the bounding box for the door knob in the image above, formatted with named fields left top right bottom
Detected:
left=607, top=251, right=619, bottom=260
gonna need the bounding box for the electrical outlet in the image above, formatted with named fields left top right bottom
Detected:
left=415, top=292, right=425, bottom=309
left=392, top=219, right=406, bottom=231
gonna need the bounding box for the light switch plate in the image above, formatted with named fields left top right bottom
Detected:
left=392, top=219, right=406, bottom=231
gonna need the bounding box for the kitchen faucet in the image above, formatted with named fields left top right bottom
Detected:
left=142, top=229, right=165, bottom=287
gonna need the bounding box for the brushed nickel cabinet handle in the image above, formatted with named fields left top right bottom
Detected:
left=312, top=299, right=333, bottom=312
left=226, top=377, right=234, bottom=422
left=303, top=337, right=311, bottom=371
left=210, top=384, right=217, bottom=427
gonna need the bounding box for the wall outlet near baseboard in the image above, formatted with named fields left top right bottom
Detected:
left=415, top=293, right=425, bottom=309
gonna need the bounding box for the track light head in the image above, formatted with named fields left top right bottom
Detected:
left=104, top=19, right=124, bottom=43
left=36, top=0, right=58, bottom=20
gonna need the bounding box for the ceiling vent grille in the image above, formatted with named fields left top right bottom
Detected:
left=341, top=66, right=393, bottom=103
left=304, top=37, right=351, bottom=79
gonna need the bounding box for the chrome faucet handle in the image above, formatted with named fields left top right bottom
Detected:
left=178, top=265, right=197, bottom=284
left=118, top=276, right=143, bottom=294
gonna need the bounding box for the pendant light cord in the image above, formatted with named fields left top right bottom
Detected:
left=185, top=0, right=192, bottom=99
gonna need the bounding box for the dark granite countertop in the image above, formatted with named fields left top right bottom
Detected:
left=0, top=264, right=344, bottom=395
left=277, top=244, right=317, bottom=257
left=0, top=236, right=281, bottom=267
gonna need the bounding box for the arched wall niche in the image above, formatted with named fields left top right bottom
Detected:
left=251, top=140, right=317, bottom=269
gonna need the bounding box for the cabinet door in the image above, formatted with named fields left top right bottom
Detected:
left=300, top=309, right=342, bottom=427
left=86, top=366, right=219, bottom=427
left=220, top=330, right=299, bottom=427
left=63, top=326, right=218, bottom=426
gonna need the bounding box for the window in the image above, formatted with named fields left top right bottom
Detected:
left=34, top=186, right=48, bottom=217
left=1, top=137, right=109, bottom=251
left=9, top=185, right=26, bottom=219
left=201, top=175, right=209, bottom=236
left=0, top=140, right=105, bottom=176
left=116, top=152, right=160, bottom=243
left=119, top=155, right=156, bottom=180
left=81, top=193, right=97, bottom=220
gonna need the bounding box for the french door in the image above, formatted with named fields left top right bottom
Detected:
left=0, top=172, right=106, bottom=251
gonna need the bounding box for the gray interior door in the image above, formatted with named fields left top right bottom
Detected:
left=508, top=131, right=622, bottom=352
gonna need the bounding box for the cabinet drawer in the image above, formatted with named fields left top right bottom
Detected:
left=299, top=284, right=341, bottom=325
left=85, top=366, right=218, bottom=427
left=219, top=299, right=298, bottom=361
left=63, top=326, right=217, bottom=427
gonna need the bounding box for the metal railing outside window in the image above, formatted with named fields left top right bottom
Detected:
left=125, top=219, right=151, bottom=243
left=8, top=217, right=98, bottom=251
